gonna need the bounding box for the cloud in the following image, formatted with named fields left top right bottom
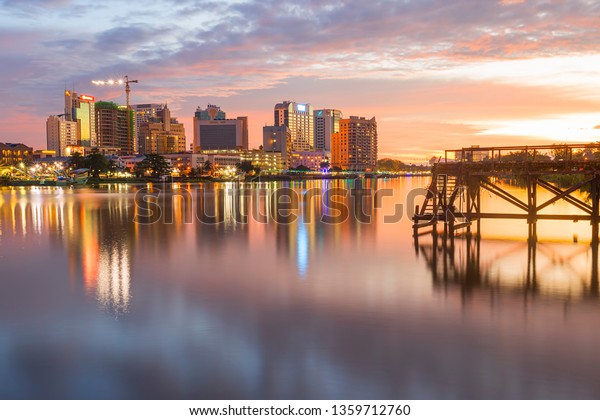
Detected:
left=1, top=0, right=600, bottom=153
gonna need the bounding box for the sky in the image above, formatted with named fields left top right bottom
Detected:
left=0, top=0, right=599, bottom=163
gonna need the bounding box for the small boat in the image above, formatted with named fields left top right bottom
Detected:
left=56, top=176, right=68, bottom=187
left=70, top=168, right=90, bottom=186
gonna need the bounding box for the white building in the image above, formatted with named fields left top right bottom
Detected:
left=274, top=101, right=314, bottom=152
left=314, top=109, right=342, bottom=153
left=46, top=115, right=78, bottom=157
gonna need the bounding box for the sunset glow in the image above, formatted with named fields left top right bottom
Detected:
left=0, top=0, right=599, bottom=162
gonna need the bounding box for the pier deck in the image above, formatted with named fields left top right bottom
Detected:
left=413, top=143, right=600, bottom=241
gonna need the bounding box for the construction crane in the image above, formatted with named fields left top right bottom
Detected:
left=92, top=76, right=139, bottom=154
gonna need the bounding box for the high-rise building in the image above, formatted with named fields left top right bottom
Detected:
left=274, top=101, right=314, bottom=152
left=132, top=104, right=164, bottom=152
left=138, top=105, right=187, bottom=154
left=64, top=90, right=97, bottom=147
left=314, top=109, right=342, bottom=153
left=193, top=104, right=248, bottom=151
left=332, top=116, right=377, bottom=171
left=46, top=115, right=78, bottom=156
left=263, top=125, right=292, bottom=168
left=95, top=102, right=132, bottom=154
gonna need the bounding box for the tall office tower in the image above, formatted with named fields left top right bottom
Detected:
left=132, top=104, right=164, bottom=152
left=263, top=125, right=292, bottom=168
left=64, top=90, right=97, bottom=147
left=332, top=116, right=378, bottom=171
left=193, top=104, right=248, bottom=151
left=46, top=115, right=78, bottom=156
left=274, top=101, right=314, bottom=152
left=95, top=102, right=132, bottom=154
left=314, top=109, right=342, bottom=152
left=138, top=105, right=187, bottom=154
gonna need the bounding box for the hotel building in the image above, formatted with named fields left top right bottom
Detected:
left=64, top=90, right=97, bottom=148
left=314, top=109, right=342, bottom=153
left=274, top=101, right=314, bottom=152
left=332, top=116, right=378, bottom=171
left=193, top=105, right=248, bottom=152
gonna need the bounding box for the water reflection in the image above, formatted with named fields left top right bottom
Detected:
left=416, top=233, right=600, bottom=301
left=0, top=187, right=134, bottom=315
left=0, top=182, right=378, bottom=313
left=2, top=181, right=600, bottom=399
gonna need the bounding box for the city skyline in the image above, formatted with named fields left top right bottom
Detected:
left=1, top=0, right=600, bottom=163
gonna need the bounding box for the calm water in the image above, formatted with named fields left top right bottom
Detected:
left=1, top=178, right=600, bottom=399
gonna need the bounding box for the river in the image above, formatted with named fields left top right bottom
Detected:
left=0, top=178, right=599, bottom=399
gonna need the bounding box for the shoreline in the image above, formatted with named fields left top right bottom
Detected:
left=0, top=172, right=431, bottom=187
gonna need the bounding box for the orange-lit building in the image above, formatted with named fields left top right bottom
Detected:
left=138, top=105, right=186, bottom=154
left=0, top=142, right=33, bottom=165
left=332, top=116, right=377, bottom=171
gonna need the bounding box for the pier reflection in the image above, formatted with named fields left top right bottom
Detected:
left=416, top=232, right=600, bottom=301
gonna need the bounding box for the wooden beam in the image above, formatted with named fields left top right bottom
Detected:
left=480, top=179, right=529, bottom=212
left=474, top=213, right=592, bottom=221
left=536, top=178, right=593, bottom=214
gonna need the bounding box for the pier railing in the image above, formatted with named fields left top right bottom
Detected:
left=443, top=143, right=600, bottom=164
left=414, top=142, right=600, bottom=242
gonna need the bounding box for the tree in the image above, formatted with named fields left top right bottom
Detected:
left=68, top=152, right=85, bottom=170
left=203, top=160, right=214, bottom=176
left=237, top=160, right=258, bottom=174
left=331, top=165, right=343, bottom=172
left=84, top=152, right=110, bottom=177
left=320, top=160, right=330, bottom=171
left=143, top=154, right=170, bottom=177
left=134, top=160, right=150, bottom=178
left=294, top=165, right=310, bottom=171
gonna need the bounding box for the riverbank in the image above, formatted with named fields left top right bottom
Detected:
left=0, top=172, right=430, bottom=187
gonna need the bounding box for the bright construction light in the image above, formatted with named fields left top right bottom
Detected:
left=108, top=79, right=115, bottom=85
left=118, top=79, right=123, bottom=84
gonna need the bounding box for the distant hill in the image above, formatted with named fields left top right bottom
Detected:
left=377, top=158, right=430, bottom=172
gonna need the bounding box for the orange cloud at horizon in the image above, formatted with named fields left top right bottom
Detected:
left=2, top=1, right=600, bottom=163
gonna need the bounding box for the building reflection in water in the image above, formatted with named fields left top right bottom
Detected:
left=416, top=231, right=600, bottom=301
left=5, top=181, right=600, bottom=399
left=0, top=187, right=134, bottom=315
left=189, top=179, right=377, bottom=280
left=97, top=242, right=131, bottom=314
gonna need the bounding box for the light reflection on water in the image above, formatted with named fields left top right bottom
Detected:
left=0, top=179, right=600, bottom=399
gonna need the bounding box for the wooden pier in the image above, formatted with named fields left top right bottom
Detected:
left=413, top=143, right=600, bottom=241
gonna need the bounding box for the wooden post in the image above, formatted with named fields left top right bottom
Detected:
left=476, top=181, right=481, bottom=238
left=466, top=180, right=472, bottom=236
left=527, top=176, right=537, bottom=243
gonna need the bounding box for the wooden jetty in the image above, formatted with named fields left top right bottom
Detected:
left=413, top=143, right=600, bottom=241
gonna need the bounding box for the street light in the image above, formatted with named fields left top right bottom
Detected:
left=92, top=75, right=139, bottom=154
